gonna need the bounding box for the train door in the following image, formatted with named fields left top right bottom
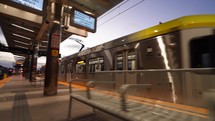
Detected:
left=89, top=57, right=104, bottom=73
left=115, top=50, right=136, bottom=70
left=115, top=52, right=125, bottom=91
left=116, top=52, right=124, bottom=70
left=114, top=50, right=137, bottom=91
left=75, top=60, right=86, bottom=80
left=89, top=57, right=104, bottom=80
left=190, top=35, right=215, bottom=68
left=186, top=35, right=215, bottom=106
left=126, top=50, right=137, bottom=84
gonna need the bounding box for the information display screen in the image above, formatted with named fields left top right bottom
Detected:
left=11, top=0, right=44, bottom=11
left=70, top=8, right=97, bottom=33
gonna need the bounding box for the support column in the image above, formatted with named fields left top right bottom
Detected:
left=30, top=43, right=38, bottom=82
left=29, top=50, right=34, bottom=82
left=23, top=55, right=30, bottom=79
left=44, top=1, right=62, bottom=96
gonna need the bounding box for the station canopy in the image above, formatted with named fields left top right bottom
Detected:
left=0, top=0, right=123, bottom=57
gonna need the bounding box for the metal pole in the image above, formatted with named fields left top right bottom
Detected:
left=44, top=1, right=62, bottom=96
left=29, top=49, right=34, bottom=82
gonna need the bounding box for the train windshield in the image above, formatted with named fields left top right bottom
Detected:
left=190, top=35, right=215, bottom=68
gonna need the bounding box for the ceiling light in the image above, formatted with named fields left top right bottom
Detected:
left=40, top=45, right=47, bottom=48
left=12, top=33, right=31, bottom=40
left=15, top=45, right=29, bottom=49
left=14, top=40, right=30, bottom=45
left=41, top=41, right=48, bottom=43
left=53, top=20, right=60, bottom=24
left=11, top=24, right=34, bottom=32
left=84, top=11, right=94, bottom=15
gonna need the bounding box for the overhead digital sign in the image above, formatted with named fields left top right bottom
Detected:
left=70, top=8, right=97, bottom=33
left=11, top=0, right=44, bottom=11
left=1, top=0, right=46, bottom=15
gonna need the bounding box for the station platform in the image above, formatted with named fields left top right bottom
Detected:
left=0, top=76, right=120, bottom=121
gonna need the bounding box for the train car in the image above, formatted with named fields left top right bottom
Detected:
left=0, top=65, right=13, bottom=79
left=59, top=15, right=215, bottom=107
left=0, top=67, right=3, bottom=80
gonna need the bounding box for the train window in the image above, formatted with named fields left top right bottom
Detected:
left=127, top=50, right=136, bottom=70
left=89, top=57, right=104, bottom=73
left=190, top=35, right=215, bottom=68
left=147, top=46, right=153, bottom=53
left=76, top=60, right=86, bottom=73
left=116, top=53, right=124, bottom=70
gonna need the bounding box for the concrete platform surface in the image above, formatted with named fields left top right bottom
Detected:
left=0, top=76, right=121, bottom=121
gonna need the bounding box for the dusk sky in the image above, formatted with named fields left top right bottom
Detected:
left=1, top=0, right=215, bottom=68
left=60, top=0, right=215, bottom=57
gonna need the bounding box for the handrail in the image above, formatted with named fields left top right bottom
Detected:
left=119, top=84, right=152, bottom=111
left=69, top=81, right=72, bottom=93
left=86, top=81, right=115, bottom=99
left=204, top=89, right=215, bottom=120
left=68, top=79, right=90, bottom=93
left=95, top=68, right=215, bottom=73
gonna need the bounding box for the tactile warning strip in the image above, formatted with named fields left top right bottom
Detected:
left=12, top=92, right=32, bottom=121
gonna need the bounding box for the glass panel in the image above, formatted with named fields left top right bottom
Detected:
left=89, top=57, right=104, bottom=72
left=127, top=51, right=136, bottom=70
left=76, top=60, right=86, bottom=73
left=190, top=35, right=215, bottom=68
left=116, top=53, right=123, bottom=70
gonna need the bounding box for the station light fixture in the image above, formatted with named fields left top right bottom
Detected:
left=11, top=24, right=34, bottom=32
left=39, top=45, right=47, bottom=48
left=84, top=11, right=94, bottom=15
left=41, top=41, right=48, bottom=43
left=12, top=33, right=31, bottom=40
left=15, top=45, right=29, bottom=49
left=14, top=40, right=30, bottom=45
left=53, top=20, right=60, bottom=24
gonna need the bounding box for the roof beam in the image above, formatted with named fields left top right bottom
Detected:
left=0, top=3, right=43, bottom=24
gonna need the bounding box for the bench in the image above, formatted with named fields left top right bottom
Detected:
left=68, top=81, right=209, bottom=121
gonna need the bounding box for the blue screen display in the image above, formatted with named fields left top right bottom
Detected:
left=11, top=0, right=43, bottom=11
left=73, top=10, right=96, bottom=31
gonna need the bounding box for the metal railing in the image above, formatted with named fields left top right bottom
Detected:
left=93, top=68, right=215, bottom=107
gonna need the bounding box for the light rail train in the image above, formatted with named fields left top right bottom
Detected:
left=59, top=15, right=215, bottom=108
